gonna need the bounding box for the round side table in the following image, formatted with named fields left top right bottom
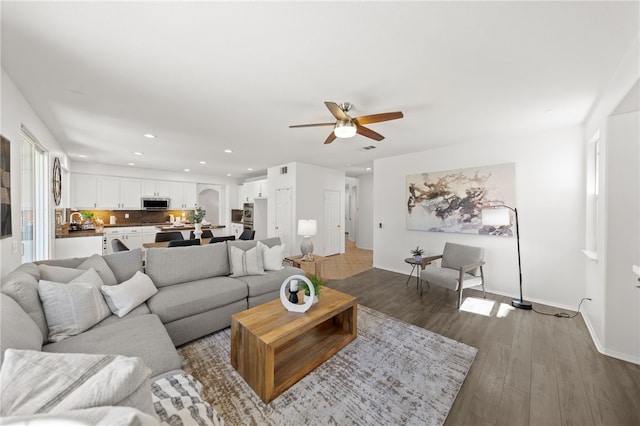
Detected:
left=404, top=257, right=432, bottom=295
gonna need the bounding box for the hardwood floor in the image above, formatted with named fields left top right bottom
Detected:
left=326, top=268, right=640, bottom=426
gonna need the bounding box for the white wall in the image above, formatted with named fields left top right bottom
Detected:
left=296, top=163, right=345, bottom=256
left=582, top=34, right=639, bottom=364
left=373, top=126, right=585, bottom=309
left=1, top=69, right=67, bottom=278
left=604, top=111, right=640, bottom=361
left=357, top=173, right=374, bottom=250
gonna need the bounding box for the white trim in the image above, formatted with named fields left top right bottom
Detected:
left=582, top=312, right=640, bottom=365
left=581, top=249, right=598, bottom=261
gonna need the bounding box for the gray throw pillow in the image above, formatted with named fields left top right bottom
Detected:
left=38, top=268, right=111, bottom=342
left=229, top=244, right=265, bottom=277
left=38, top=254, right=118, bottom=286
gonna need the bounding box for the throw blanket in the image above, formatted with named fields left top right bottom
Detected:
left=151, top=373, right=224, bottom=426
left=0, top=349, right=154, bottom=417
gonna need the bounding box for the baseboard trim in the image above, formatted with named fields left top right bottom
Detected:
left=582, top=312, right=640, bottom=365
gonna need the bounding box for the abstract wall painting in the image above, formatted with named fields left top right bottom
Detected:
left=1, top=135, right=12, bottom=239
left=406, top=163, right=516, bottom=236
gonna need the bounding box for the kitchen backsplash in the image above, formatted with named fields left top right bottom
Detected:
left=60, top=209, right=194, bottom=226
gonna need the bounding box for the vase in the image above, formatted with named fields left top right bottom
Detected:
left=304, top=294, right=319, bottom=305
left=194, top=223, right=203, bottom=240
left=414, top=255, right=422, bottom=262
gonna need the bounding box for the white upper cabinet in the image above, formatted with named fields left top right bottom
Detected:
left=241, top=179, right=267, bottom=203
left=71, top=174, right=98, bottom=209
left=254, top=179, right=268, bottom=199
left=98, top=177, right=141, bottom=210
left=169, top=182, right=197, bottom=209
left=141, top=180, right=172, bottom=198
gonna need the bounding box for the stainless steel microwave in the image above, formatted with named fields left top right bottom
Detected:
left=141, top=198, right=170, bottom=210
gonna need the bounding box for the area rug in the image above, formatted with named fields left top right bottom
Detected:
left=178, top=305, right=477, bottom=426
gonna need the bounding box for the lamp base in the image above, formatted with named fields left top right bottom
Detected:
left=512, top=299, right=533, bottom=310
left=300, top=236, right=313, bottom=258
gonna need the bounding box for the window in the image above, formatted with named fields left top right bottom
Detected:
left=21, top=126, right=48, bottom=262
left=584, top=131, right=599, bottom=259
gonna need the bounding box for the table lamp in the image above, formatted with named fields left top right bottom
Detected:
left=297, top=219, right=317, bottom=260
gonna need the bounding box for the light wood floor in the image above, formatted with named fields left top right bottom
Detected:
left=323, top=253, right=640, bottom=425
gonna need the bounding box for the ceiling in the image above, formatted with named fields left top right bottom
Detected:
left=2, top=1, right=638, bottom=180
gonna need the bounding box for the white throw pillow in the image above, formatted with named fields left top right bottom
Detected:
left=258, top=241, right=285, bottom=271
left=101, top=271, right=158, bottom=318
left=229, top=245, right=265, bottom=277
left=38, top=268, right=111, bottom=343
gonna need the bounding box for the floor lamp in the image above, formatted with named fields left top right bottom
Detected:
left=482, top=205, right=532, bottom=310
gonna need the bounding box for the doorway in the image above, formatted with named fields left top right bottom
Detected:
left=324, top=189, right=340, bottom=256
left=275, top=187, right=292, bottom=255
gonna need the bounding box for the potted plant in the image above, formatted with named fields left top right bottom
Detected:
left=80, top=211, right=94, bottom=229
left=411, top=246, right=425, bottom=262
left=189, top=205, right=206, bottom=239
left=299, top=273, right=324, bottom=304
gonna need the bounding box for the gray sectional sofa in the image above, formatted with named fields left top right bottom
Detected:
left=0, top=237, right=303, bottom=422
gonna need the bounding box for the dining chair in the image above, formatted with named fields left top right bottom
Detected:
left=111, top=238, right=129, bottom=252
left=168, top=239, right=201, bottom=248
left=239, top=230, right=255, bottom=240
left=155, top=231, right=184, bottom=243
left=209, top=235, right=236, bottom=243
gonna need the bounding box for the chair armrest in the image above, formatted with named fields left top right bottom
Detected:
left=422, top=254, right=443, bottom=263
left=459, top=261, right=485, bottom=273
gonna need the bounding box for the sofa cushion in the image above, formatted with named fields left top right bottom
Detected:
left=1, top=270, right=48, bottom=343
left=145, top=243, right=229, bottom=288
left=101, top=271, right=158, bottom=317
left=147, top=277, right=248, bottom=324
left=229, top=244, right=265, bottom=277
left=38, top=268, right=111, bottom=342
left=0, top=293, right=43, bottom=365
left=234, top=266, right=305, bottom=297
left=39, top=254, right=118, bottom=286
left=43, top=314, right=181, bottom=377
left=0, top=349, right=155, bottom=418
left=91, top=304, right=151, bottom=330
left=103, top=248, right=144, bottom=283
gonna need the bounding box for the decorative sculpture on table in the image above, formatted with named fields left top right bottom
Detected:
left=280, top=275, right=315, bottom=313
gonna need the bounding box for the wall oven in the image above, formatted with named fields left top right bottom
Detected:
left=243, top=203, right=253, bottom=230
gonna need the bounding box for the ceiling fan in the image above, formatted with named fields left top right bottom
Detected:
left=289, top=102, right=404, bottom=144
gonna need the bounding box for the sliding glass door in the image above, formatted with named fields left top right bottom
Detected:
left=21, top=128, right=48, bottom=263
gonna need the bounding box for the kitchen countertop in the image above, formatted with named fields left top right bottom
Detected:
left=103, top=222, right=172, bottom=227
left=56, top=230, right=104, bottom=238
left=156, top=224, right=226, bottom=231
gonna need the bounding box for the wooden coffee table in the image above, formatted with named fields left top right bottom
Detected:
left=230, top=287, right=357, bottom=403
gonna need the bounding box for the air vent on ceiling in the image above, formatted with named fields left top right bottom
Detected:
left=280, top=166, right=288, bottom=175
left=362, top=145, right=377, bottom=150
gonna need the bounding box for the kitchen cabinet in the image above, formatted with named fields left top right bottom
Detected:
left=105, top=227, right=143, bottom=254
left=169, top=182, right=197, bottom=209
left=98, top=177, right=141, bottom=210
left=231, top=223, right=244, bottom=239
left=71, top=174, right=98, bottom=209
left=54, top=236, right=103, bottom=259
left=241, top=179, right=268, bottom=203
left=141, top=180, right=172, bottom=198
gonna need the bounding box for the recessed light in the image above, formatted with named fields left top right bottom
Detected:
left=199, top=161, right=206, bottom=165
left=78, top=154, right=88, bottom=158
left=224, top=149, right=232, bottom=154
left=144, top=133, right=156, bottom=139
left=248, top=168, right=253, bottom=171
left=346, top=163, right=352, bottom=167
left=128, top=162, right=135, bottom=166
left=366, top=167, right=372, bottom=171
left=226, top=173, right=232, bottom=177
left=184, top=168, right=190, bottom=172
left=134, top=152, right=143, bottom=156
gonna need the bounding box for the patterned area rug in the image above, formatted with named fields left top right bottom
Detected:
left=178, top=305, right=477, bottom=426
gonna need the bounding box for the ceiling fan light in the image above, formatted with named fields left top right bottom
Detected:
left=334, top=120, right=357, bottom=138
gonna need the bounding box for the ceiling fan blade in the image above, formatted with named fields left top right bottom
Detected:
left=289, top=122, right=335, bottom=128
left=354, top=111, right=404, bottom=125
left=356, top=124, right=385, bottom=141
left=324, top=102, right=349, bottom=121
left=324, top=132, right=337, bottom=144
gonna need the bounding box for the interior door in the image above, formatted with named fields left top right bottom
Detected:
left=275, top=187, right=292, bottom=256
left=324, top=190, right=340, bottom=256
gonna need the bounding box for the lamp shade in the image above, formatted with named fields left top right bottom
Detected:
left=297, top=219, right=317, bottom=236
left=333, top=120, right=357, bottom=138
left=481, top=208, right=510, bottom=226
